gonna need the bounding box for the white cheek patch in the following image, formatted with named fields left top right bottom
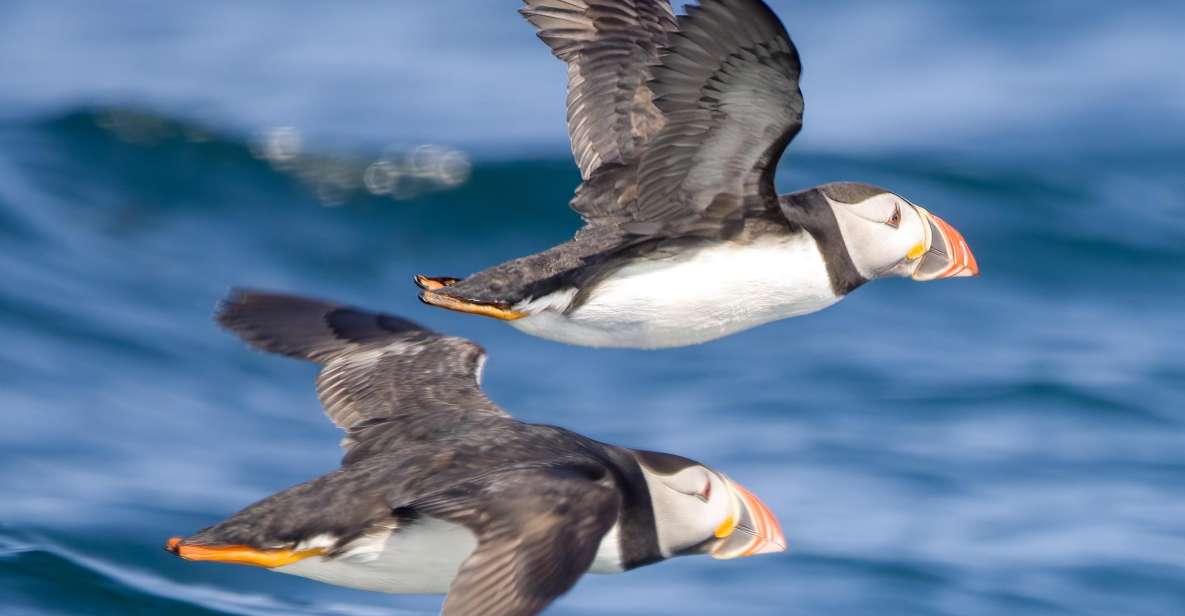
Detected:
left=642, top=469, right=703, bottom=558
left=831, top=197, right=927, bottom=279
left=831, top=206, right=886, bottom=280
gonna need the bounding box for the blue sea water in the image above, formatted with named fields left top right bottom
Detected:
left=1, top=1, right=1184, bottom=615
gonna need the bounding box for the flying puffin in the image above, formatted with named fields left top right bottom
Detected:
left=166, top=290, right=784, bottom=615
left=415, top=0, right=978, bottom=348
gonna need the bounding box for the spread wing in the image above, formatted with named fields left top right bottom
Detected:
left=521, top=0, right=677, bottom=181
left=410, top=467, right=620, bottom=616
left=425, top=1, right=803, bottom=304
left=216, top=290, right=508, bottom=459
left=631, top=0, right=804, bottom=234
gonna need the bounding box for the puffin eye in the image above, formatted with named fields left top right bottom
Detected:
left=696, top=480, right=712, bottom=503
left=886, top=204, right=902, bottom=228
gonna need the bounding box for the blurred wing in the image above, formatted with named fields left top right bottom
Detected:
left=521, top=0, right=677, bottom=180
left=411, top=468, right=620, bottom=616
left=216, top=290, right=508, bottom=442
left=632, top=0, right=804, bottom=234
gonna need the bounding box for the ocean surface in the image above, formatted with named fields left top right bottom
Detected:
left=2, top=1, right=1184, bottom=615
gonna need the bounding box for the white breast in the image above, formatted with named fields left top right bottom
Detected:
left=274, top=517, right=477, bottom=594
left=275, top=516, right=628, bottom=594
left=588, top=522, right=625, bottom=574
left=510, top=234, right=840, bottom=348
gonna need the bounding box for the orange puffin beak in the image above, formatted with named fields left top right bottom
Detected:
left=710, top=479, right=786, bottom=559
left=911, top=206, right=979, bottom=280
left=165, top=536, right=323, bottom=569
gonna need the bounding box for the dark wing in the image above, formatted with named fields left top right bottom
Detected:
left=216, top=290, right=508, bottom=452
left=521, top=0, right=677, bottom=181
left=425, top=1, right=801, bottom=303
left=630, top=0, right=804, bottom=234
left=410, top=467, right=620, bottom=616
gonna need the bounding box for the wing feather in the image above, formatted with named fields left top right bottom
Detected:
left=521, top=0, right=677, bottom=180
left=410, top=467, right=619, bottom=616
left=631, top=0, right=803, bottom=233
left=216, top=290, right=508, bottom=458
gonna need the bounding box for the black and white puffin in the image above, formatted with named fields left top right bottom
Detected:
left=166, top=290, right=784, bottom=615
left=415, top=0, right=978, bottom=348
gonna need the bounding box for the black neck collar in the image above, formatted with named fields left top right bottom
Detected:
left=780, top=190, right=867, bottom=296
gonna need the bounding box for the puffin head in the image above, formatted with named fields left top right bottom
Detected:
left=819, top=182, right=979, bottom=282
left=633, top=450, right=785, bottom=561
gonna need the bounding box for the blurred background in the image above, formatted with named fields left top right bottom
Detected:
left=1, top=1, right=1183, bottom=614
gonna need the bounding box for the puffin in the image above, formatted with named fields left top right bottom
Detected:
left=415, top=0, right=979, bottom=349
left=166, top=290, right=784, bottom=616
